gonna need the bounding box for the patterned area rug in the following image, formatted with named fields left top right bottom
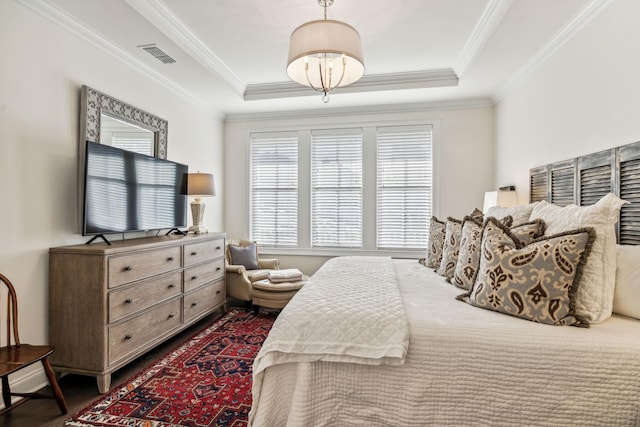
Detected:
left=65, top=310, right=276, bottom=427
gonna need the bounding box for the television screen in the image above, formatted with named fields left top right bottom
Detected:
left=83, top=141, right=188, bottom=236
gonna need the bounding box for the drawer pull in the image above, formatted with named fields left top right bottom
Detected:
left=216, top=246, right=221, bottom=250
left=168, top=284, right=175, bottom=289
left=191, top=251, right=197, bottom=256
left=191, top=302, right=197, bottom=307
left=191, top=276, right=197, bottom=281
left=124, top=266, right=133, bottom=271
left=167, top=256, right=174, bottom=261
left=216, top=290, right=221, bottom=295
left=124, top=298, right=133, bottom=304
left=124, top=334, right=132, bottom=340
left=216, top=267, right=221, bottom=271
left=168, top=313, right=175, bottom=319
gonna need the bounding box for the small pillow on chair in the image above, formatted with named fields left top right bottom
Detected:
left=229, top=242, right=259, bottom=270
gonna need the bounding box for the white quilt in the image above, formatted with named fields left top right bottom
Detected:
left=253, top=256, right=409, bottom=370
left=249, top=259, right=640, bottom=427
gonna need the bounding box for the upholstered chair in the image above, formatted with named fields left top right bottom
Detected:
left=225, top=239, right=280, bottom=309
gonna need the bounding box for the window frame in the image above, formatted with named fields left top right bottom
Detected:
left=247, top=119, right=439, bottom=258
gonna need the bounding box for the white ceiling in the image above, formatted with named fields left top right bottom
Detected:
left=24, top=0, right=604, bottom=117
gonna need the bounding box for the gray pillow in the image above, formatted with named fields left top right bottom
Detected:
left=229, top=242, right=259, bottom=270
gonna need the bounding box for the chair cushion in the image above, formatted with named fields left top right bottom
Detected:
left=228, top=242, right=259, bottom=270
left=253, top=279, right=305, bottom=292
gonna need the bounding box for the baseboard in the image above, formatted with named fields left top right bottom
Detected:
left=0, top=367, right=49, bottom=410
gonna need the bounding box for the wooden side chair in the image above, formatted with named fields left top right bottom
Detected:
left=0, top=273, right=67, bottom=415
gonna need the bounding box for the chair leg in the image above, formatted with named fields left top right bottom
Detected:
left=41, top=358, right=68, bottom=414
left=1, top=376, right=11, bottom=410
left=253, top=304, right=260, bottom=315
left=245, top=301, right=252, bottom=312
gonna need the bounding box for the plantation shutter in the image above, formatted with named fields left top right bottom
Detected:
left=250, top=132, right=298, bottom=247
left=617, top=143, right=640, bottom=245
left=578, top=150, right=614, bottom=206
left=376, top=125, right=432, bottom=249
left=311, top=129, right=363, bottom=248
left=550, top=160, right=576, bottom=207
left=529, top=166, right=548, bottom=203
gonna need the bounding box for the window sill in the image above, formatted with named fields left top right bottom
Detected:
left=258, top=247, right=425, bottom=259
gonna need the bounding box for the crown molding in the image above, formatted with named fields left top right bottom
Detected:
left=123, top=0, right=246, bottom=96
left=494, top=0, right=615, bottom=102
left=244, top=69, right=459, bottom=101
left=224, top=97, right=493, bottom=123
left=454, top=0, right=513, bottom=77
left=16, top=0, right=223, bottom=117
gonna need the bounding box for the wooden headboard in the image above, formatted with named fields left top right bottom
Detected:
left=529, top=140, right=640, bottom=245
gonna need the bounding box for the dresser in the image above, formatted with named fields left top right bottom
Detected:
left=48, top=233, right=226, bottom=393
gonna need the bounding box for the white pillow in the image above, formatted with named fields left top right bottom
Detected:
left=613, top=245, right=640, bottom=320
left=485, top=202, right=539, bottom=226
left=530, top=193, right=627, bottom=323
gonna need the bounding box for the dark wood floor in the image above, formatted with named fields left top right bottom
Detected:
left=0, top=311, right=225, bottom=427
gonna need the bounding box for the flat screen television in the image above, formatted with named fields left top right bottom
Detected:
left=83, top=141, right=188, bottom=242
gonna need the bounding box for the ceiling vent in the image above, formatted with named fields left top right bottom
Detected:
left=138, top=44, right=176, bottom=64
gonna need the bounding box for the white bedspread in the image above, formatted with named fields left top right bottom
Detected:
left=254, top=256, right=409, bottom=369
left=249, top=259, right=640, bottom=427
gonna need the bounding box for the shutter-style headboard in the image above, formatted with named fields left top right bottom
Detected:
left=529, top=140, right=640, bottom=245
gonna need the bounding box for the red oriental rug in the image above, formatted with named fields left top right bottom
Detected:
left=65, top=310, right=276, bottom=427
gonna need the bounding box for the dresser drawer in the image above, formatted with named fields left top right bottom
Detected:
left=109, top=298, right=181, bottom=364
left=183, top=238, right=224, bottom=267
left=108, top=272, right=182, bottom=323
left=183, top=258, right=224, bottom=292
left=109, top=246, right=181, bottom=288
left=184, top=279, right=225, bottom=323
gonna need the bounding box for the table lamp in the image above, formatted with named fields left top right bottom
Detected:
left=187, top=172, right=215, bottom=234
left=483, top=189, right=517, bottom=213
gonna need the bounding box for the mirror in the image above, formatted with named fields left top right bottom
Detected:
left=100, top=114, right=155, bottom=156
left=79, top=85, right=167, bottom=159
left=78, top=85, right=169, bottom=233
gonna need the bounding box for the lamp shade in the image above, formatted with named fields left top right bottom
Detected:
left=187, top=173, right=215, bottom=197
left=287, top=19, right=364, bottom=89
left=483, top=190, right=517, bottom=213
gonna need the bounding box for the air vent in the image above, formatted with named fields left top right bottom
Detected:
left=138, top=44, right=176, bottom=64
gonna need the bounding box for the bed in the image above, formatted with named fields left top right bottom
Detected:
left=250, top=257, right=640, bottom=426
left=249, top=142, right=640, bottom=426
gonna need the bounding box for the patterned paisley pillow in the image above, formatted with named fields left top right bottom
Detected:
left=509, top=219, right=546, bottom=245
left=453, top=215, right=523, bottom=290
left=458, top=218, right=595, bottom=327
left=452, top=216, right=484, bottom=290
left=426, top=216, right=446, bottom=268
left=436, top=217, right=463, bottom=280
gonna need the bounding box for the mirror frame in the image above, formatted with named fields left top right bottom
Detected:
left=78, top=85, right=169, bottom=234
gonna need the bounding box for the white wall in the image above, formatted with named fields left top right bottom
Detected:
left=0, top=1, right=223, bottom=391
left=495, top=0, right=640, bottom=203
left=224, top=105, right=495, bottom=274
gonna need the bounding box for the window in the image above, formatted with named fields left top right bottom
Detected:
left=311, top=129, right=363, bottom=248
left=249, top=122, right=434, bottom=254
left=376, top=125, right=432, bottom=249
left=250, top=132, right=298, bottom=246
